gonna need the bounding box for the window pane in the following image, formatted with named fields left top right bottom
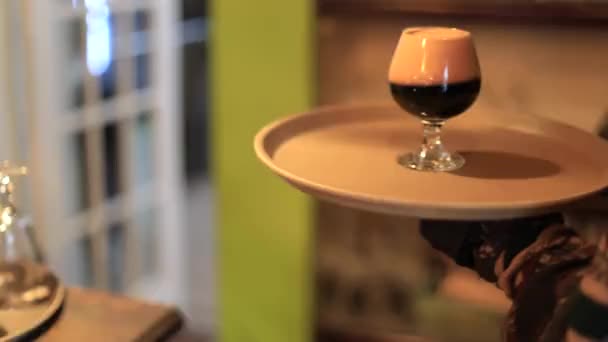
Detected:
left=99, top=61, right=118, bottom=101
left=71, top=77, right=85, bottom=109
left=134, top=113, right=154, bottom=185
left=135, top=208, right=159, bottom=277
left=134, top=54, right=150, bottom=90
left=65, top=132, right=89, bottom=213
left=107, top=222, right=126, bottom=292
left=65, top=16, right=85, bottom=109
left=134, top=10, right=150, bottom=31
left=103, top=122, right=121, bottom=199
left=61, top=235, right=94, bottom=287
left=67, top=17, right=84, bottom=60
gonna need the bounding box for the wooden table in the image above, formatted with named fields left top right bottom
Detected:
left=34, top=288, right=183, bottom=341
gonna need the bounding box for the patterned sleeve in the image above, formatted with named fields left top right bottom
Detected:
left=420, top=213, right=562, bottom=283
left=419, top=213, right=608, bottom=342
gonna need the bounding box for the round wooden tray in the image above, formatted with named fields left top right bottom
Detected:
left=0, top=268, right=66, bottom=341
left=254, top=103, right=608, bottom=220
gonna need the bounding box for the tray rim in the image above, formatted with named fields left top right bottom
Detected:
left=254, top=102, right=608, bottom=219
left=0, top=275, right=66, bottom=341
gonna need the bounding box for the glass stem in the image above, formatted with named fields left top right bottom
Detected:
left=422, top=120, right=444, bottom=153
left=400, top=119, right=463, bottom=171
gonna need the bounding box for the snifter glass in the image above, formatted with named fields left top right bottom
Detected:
left=389, top=27, right=481, bottom=172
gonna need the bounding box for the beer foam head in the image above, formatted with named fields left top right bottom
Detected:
left=388, top=27, right=480, bottom=85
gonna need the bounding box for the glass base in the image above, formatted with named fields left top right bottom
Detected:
left=398, top=151, right=465, bottom=172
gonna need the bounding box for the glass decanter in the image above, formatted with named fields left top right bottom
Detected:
left=0, top=162, right=55, bottom=310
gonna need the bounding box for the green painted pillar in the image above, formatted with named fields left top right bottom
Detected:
left=210, top=0, right=315, bottom=341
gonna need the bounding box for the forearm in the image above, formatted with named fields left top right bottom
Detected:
left=420, top=214, right=601, bottom=342
left=420, top=214, right=563, bottom=289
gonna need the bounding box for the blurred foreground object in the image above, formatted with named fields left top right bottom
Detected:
left=0, top=162, right=66, bottom=340
left=0, top=161, right=52, bottom=310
